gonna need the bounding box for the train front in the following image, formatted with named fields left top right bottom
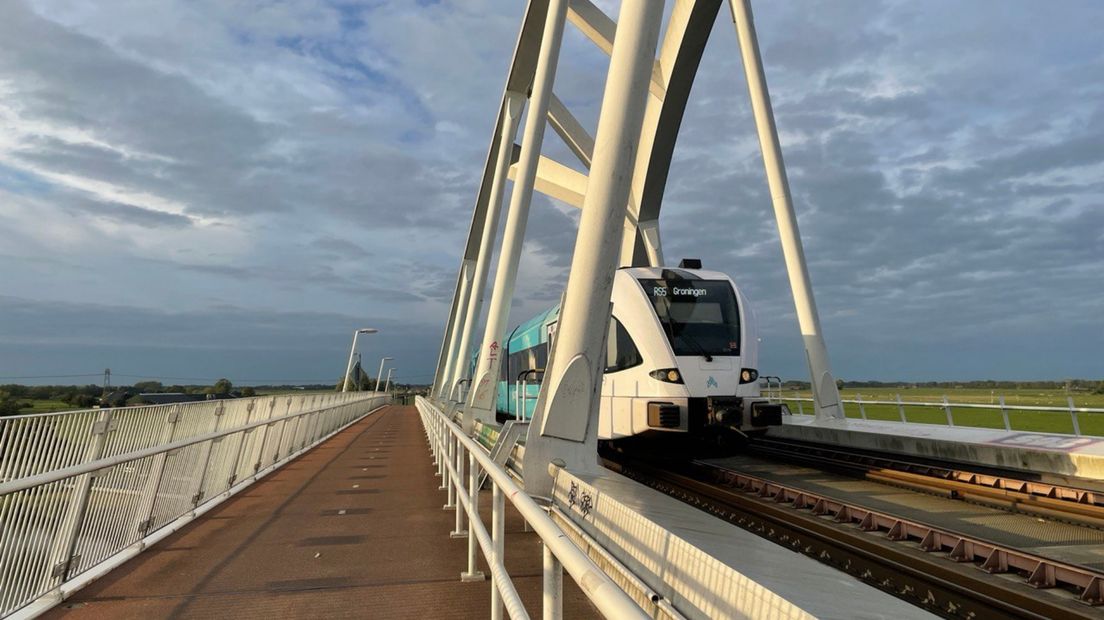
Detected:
left=609, top=263, right=785, bottom=447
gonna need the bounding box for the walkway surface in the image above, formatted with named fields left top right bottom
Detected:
left=46, top=406, right=598, bottom=619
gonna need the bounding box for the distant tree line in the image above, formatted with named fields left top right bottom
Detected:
left=0, top=379, right=340, bottom=417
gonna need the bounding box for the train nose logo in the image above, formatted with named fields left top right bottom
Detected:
left=706, top=376, right=718, bottom=389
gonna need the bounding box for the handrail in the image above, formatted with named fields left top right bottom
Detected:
left=0, top=396, right=380, bottom=496
left=780, top=395, right=1103, bottom=436
left=0, top=392, right=389, bottom=619
left=416, top=396, right=647, bottom=619
left=514, top=368, right=543, bottom=421
left=782, top=396, right=1104, bottom=414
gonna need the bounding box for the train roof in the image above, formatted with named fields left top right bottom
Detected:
left=619, top=265, right=736, bottom=282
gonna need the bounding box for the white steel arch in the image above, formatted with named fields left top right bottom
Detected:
left=433, top=0, right=845, bottom=494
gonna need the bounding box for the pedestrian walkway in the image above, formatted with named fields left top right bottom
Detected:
left=45, top=406, right=598, bottom=619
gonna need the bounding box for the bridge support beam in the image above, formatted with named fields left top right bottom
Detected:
left=451, top=92, right=526, bottom=412
left=436, top=260, right=474, bottom=400
left=467, top=0, right=569, bottom=426
left=729, top=0, right=843, bottom=420
left=523, top=0, right=665, bottom=498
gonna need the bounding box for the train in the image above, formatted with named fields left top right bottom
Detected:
left=476, top=260, right=786, bottom=446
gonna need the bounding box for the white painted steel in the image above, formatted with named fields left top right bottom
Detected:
left=342, top=328, right=378, bottom=392
left=491, top=480, right=506, bottom=620
left=550, top=505, right=686, bottom=620
left=468, top=0, right=570, bottom=424
left=374, top=357, right=393, bottom=393
left=0, top=392, right=389, bottom=619
left=525, top=0, right=665, bottom=497
left=438, top=260, right=475, bottom=399
left=542, top=544, right=563, bottom=620
left=728, top=0, right=843, bottom=421
left=416, top=396, right=647, bottom=620
left=461, top=451, right=485, bottom=582
left=449, top=93, right=525, bottom=405
left=782, top=395, right=1104, bottom=435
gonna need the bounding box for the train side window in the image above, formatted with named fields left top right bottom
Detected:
left=534, top=343, right=548, bottom=370
left=605, top=318, right=643, bottom=373
left=501, top=348, right=512, bottom=382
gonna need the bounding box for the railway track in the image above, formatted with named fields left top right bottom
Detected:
left=748, top=437, right=1104, bottom=528
left=604, top=451, right=1104, bottom=619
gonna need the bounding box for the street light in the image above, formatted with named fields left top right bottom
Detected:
left=374, top=357, right=393, bottom=393
left=342, top=328, right=378, bottom=392
left=384, top=368, right=394, bottom=393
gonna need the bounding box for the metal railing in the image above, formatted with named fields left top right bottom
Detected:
left=0, top=391, right=389, bottom=619
left=416, top=396, right=646, bottom=620
left=780, top=395, right=1104, bottom=436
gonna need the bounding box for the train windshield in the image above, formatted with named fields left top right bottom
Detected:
left=638, top=278, right=741, bottom=357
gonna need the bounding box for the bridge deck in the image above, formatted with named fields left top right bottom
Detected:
left=46, top=405, right=597, bottom=619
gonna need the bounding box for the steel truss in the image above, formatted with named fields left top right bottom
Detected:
left=432, top=0, right=844, bottom=496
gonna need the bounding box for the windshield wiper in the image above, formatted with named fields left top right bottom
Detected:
left=656, top=296, right=713, bottom=361
left=680, top=330, right=713, bottom=362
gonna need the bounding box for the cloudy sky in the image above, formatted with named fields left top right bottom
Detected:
left=0, top=0, right=1101, bottom=386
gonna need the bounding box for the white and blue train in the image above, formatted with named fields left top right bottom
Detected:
left=476, top=260, right=786, bottom=445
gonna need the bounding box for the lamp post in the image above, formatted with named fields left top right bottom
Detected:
left=384, top=368, right=394, bottom=394
left=342, top=328, right=378, bottom=392
left=374, top=357, right=393, bottom=393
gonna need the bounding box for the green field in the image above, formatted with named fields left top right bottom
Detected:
left=15, top=399, right=76, bottom=414
left=781, top=387, right=1104, bottom=436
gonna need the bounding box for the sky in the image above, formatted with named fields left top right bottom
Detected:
left=0, top=0, right=1101, bottom=386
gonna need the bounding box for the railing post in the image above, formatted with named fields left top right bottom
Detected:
left=491, top=481, right=505, bottom=620
left=943, top=395, right=954, bottom=427
left=543, top=544, right=563, bottom=620
left=1070, top=396, right=1081, bottom=436
left=797, top=400, right=804, bottom=416
left=133, top=405, right=181, bottom=538
left=250, top=399, right=276, bottom=474
left=896, top=394, right=906, bottom=423
left=190, top=402, right=226, bottom=508
left=856, top=393, right=866, bottom=420
left=440, top=432, right=451, bottom=493
left=435, top=417, right=444, bottom=475
left=461, top=451, right=485, bottom=582
left=49, top=408, right=116, bottom=583
left=999, top=395, right=1010, bottom=430
left=271, top=399, right=292, bottom=464
left=225, top=402, right=255, bottom=492
left=450, top=440, right=466, bottom=535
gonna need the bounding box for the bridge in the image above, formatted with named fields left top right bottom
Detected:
left=3, top=1, right=1103, bottom=619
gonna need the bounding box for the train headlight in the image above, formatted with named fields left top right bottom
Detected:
left=649, top=369, right=683, bottom=384
left=739, top=368, right=759, bottom=384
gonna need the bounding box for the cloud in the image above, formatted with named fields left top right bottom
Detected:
left=0, top=0, right=1100, bottom=383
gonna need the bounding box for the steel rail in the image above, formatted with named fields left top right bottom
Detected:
left=750, top=438, right=1104, bottom=522
left=607, top=456, right=1104, bottom=618
left=0, top=395, right=385, bottom=496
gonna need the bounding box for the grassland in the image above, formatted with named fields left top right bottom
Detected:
left=781, top=387, right=1104, bottom=436
left=15, top=399, right=77, bottom=414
